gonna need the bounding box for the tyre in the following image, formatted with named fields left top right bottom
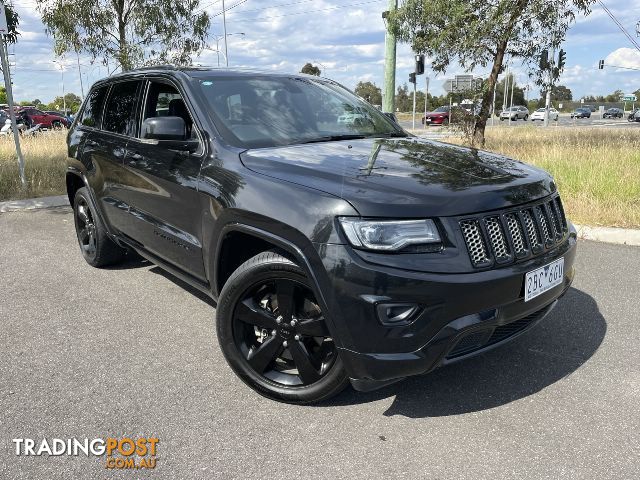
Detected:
left=523, top=115, right=528, bottom=121
left=441, top=118, right=449, bottom=126
left=73, top=187, right=127, bottom=267
left=216, top=251, right=349, bottom=404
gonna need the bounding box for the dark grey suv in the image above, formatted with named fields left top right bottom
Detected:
left=66, top=67, right=577, bottom=403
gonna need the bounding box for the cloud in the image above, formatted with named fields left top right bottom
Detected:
left=7, top=0, right=640, bottom=103
left=605, top=47, right=640, bottom=69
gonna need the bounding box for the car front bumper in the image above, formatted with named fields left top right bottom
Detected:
left=317, top=230, right=577, bottom=391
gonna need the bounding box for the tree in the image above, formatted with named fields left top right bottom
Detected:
left=2, top=4, right=20, bottom=44
left=388, top=0, right=595, bottom=146
left=395, top=84, right=412, bottom=112
left=606, top=89, right=623, bottom=103
left=355, top=81, right=382, bottom=105
left=540, top=85, right=573, bottom=102
left=0, top=86, right=6, bottom=105
left=300, top=63, right=321, bottom=76
left=36, top=1, right=210, bottom=72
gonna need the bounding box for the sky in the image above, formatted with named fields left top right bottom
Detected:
left=8, top=0, right=640, bottom=104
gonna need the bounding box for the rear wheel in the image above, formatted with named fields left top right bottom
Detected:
left=216, top=252, right=349, bottom=404
left=73, top=187, right=127, bottom=267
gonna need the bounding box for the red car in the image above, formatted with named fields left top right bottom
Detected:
left=17, top=107, right=70, bottom=129
left=422, top=106, right=464, bottom=126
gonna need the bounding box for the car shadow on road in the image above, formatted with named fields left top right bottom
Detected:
left=324, top=288, right=606, bottom=418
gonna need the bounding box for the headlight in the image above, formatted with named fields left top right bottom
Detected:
left=338, top=218, right=441, bottom=252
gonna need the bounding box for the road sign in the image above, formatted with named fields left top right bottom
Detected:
left=443, top=75, right=478, bottom=93
left=622, top=94, right=637, bottom=102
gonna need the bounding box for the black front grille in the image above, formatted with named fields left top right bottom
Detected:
left=446, top=304, right=553, bottom=359
left=460, top=195, right=568, bottom=268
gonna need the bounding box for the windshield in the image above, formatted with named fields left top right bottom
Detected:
left=194, top=76, right=406, bottom=148
left=433, top=106, right=449, bottom=112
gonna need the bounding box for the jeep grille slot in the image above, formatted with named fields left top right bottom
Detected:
left=485, top=217, right=510, bottom=261
left=460, top=195, right=568, bottom=268
left=505, top=214, right=526, bottom=255
left=460, top=220, right=490, bottom=267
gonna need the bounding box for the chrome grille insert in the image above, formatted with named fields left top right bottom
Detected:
left=485, top=217, right=510, bottom=260
left=460, top=195, right=568, bottom=269
left=460, top=220, right=490, bottom=266
left=505, top=213, right=526, bottom=255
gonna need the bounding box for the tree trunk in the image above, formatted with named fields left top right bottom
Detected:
left=472, top=40, right=507, bottom=148
left=472, top=0, right=529, bottom=148
left=114, top=0, right=130, bottom=71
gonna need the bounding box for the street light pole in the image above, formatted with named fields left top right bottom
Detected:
left=221, top=0, right=229, bottom=66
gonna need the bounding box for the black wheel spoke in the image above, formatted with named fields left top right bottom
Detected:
left=235, top=298, right=278, bottom=329
left=289, top=340, right=321, bottom=384
left=297, top=317, right=330, bottom=337
left=275, top=280, right=295, bottom=322
left=247, top=335, right=284, bottom=373
left=79, top=227, right=90, bottom=243
left=77, top=205, right=90, bottom=224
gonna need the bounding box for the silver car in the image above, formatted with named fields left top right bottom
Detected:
left=500, top=106, right=529, bottom=121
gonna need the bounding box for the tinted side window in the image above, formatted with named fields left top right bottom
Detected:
left=102, top=81, right=141, bottom=136
left=80, top=86, right=108, bottom=128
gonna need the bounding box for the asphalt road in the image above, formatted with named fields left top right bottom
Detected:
left=1, top=207, right=639, bottom=479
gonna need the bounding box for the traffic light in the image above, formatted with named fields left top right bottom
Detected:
left=599, top=59, right=605, bottom=70
left=415, top=55, right=425, bottom=75
left=557, top=49, right=566, bottom=71
left=539, top=50, right=549, bottom=70
left=409, top=72, right=416, bottom=84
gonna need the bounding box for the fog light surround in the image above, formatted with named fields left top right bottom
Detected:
left=376, top=303, right=421, bottom=326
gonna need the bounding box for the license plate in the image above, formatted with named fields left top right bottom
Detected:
left=524, top=258, right=564, bottom=302
left=425, top=118, right=432, bottom=123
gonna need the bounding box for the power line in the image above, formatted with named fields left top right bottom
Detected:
left=210, top=0, right=250, bottom=18
left=597, top=0, right=640, bottom=53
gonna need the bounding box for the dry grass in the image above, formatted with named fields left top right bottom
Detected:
left=445, top=127, right=640, bottom=228
left=1, top=127, right=639, bottom=228
left=0, top=130, right=68, bottom=201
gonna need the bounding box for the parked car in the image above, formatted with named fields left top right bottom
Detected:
left=66, top=67, right=576, bottom=403
left=571, top=108, right=591, bottom=119
left=602, top=108, right=623, bottom=119
left=628, top=109, right=640, bottom=122
left=582, top=104, right=597, bottom=112
left=530, top=107, right=559, bottom=122
left=45, top=110, right=74, bottom=124
left=422, top=105, right=464, bottom=126
left=17, top=107, right=70, bottom=129
left=500, top=106, right=529, bottom=121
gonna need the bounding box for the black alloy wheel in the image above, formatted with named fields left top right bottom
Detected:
left=234, top=278, right=336, bottom=386
left=73, top=187, right=126, bottom=267
left=216, top=252, right=349, bottom=403
left=75, top=196, right=97, bottom=259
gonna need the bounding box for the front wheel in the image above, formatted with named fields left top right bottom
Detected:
left=216, top=252, right=349, bottom=404
left=523, top=115, right=528, bottom=121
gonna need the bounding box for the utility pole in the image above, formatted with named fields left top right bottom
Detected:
left=221, top=0, right=229, bottom=66
left=382, top=0, right=397, bottom=113
left=0, top=2, right=26, bottom=187
left=76, top=50, right=84, bottom=100
left=423, top=76, right=429, bottom=129
left=544, top=46, right=556, bottom=127
left=412, top=76, right=417, bottom=129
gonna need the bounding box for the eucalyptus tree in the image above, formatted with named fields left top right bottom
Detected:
left=36, top=0, right=210, bottom=71
left=388, top=0, right=595, bottom=146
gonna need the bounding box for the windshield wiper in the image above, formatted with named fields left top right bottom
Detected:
left=296, top=134, right=368, bottom=144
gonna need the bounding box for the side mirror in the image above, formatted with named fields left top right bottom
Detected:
left=142, top=116, right=186, bottom=141
left=383, top=112, right=398, bottom=123
left=141, top=116, right=199, bottom=153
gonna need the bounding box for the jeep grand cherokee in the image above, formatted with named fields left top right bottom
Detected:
left=66, top=67, right=576, bottom=403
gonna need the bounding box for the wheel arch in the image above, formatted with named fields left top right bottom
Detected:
left=212, top=223, right=341, bottom=341
left=65, top=169, right=86, bottom=206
